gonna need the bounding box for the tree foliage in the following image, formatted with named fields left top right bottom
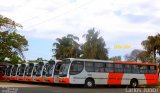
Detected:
left=141, top=33, right=160, bottom=63
left=0, top=15, right=22, bottom=31
left=53, top=34, right=81, bottom=59
left=138, top=51, right=153, bottom=63
left=124, top=49, right=142, bottom=62
left=81, top=28, right=108, bottom=60
left=124, top=49, right=153, bottom=63
left=109, top=56, right=121, bottom=61
left=0, top=15, right=28, bottom=64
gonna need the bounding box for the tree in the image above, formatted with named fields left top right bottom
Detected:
left=0, top=15, right=22, bottom=31
left=81, top=28, right=108, bottom=59
left=0, top=15, right=28, bottom=64
left=53, top=34, right=81, bottom=59
left=141, top=33, right=160, bottom=63
left=109, top=56, right=121, bottom=61
left=124, top=49, right=142, bottom=62
left=124, top=49, right=153, bottom=63
left=138, top=51, right=153, bottom=63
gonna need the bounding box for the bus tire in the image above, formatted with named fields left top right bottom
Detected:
left=85, top=78, right=95, bottom=88
left=130, top=79, right=138, bottom=88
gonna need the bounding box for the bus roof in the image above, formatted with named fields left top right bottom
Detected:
left=114, top=61, right=157, bottom=66
left=66, top=58, right=113, bottom=63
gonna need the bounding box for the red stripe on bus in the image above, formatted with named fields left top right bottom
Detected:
left=107, top=73, right=124, bottom=85
left=35, top=77, right=43, bottom=82
left=58, top=78, right=70, bottom=84
left=11, top=76, right=17, bottom=81
left=144, top=74, right=158, bottom=84
left=18, top=77, right=25, bottom=81
left=25, top=77, right=33, bottom=82
left=7, top=77, right=12, bottom=80
left=44, top=77, right=54, bottom=83
left=2, top=76, right=7, bottom=81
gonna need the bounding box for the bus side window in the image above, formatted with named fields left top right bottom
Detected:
left=70, top=61, right=84, bottom=75
left=131, top=65, right=139, bottom=74
left=85, top=62, right=94, bottom=72
left=139, top=65, right=148, bottom=74
left=105, top=63, right=114, bottom=73
left=114, top=64, right=123, bottom=73
left=124, top=64, right=131, bottom=73
left=95, top=62, right=105, bottom=72
left=148, top=66, right=156, bottom=74
left=54, top=63, right=62, bottom=75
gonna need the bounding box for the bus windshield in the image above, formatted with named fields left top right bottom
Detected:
left=0, top=66, right=6, bottom=76
left=36, top=62, right=44, bottom=76
left=26, top=64, right=33, bottom=76
left=45, top=61, right=55, bottom=77
left=59, top=59, right=70, bottom=77
left=11, top=65, right=18, bottom=76
left=54, top=62, right=62, bottom=75
left=18, top=64, right=26, bottom=76
left=6, top=66, right=12, bottom=76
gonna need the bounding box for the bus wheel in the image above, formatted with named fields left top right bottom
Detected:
left=85, top=79, right=95, bottom=88
left=130, top=79, right=138, bottom=88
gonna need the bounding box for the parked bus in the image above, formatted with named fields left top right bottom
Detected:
left=58, top=58, right=159, bottom=88
left=6, top=65, right=13, bottom=80
left=17, top=63, right=28, bottom=81
left=25, top=63, right=38, bottom=82
left=34, top=61, right=48, bottom=82
left=0, top=65, right=7, bottom=81
left=44, top=60, right=62, bottom=83
left=10, top=64, right=21, bottom=81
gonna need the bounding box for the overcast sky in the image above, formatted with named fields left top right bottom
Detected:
left=0, top=0, right=160, bottom=60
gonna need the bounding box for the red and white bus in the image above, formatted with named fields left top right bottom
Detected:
left=10, top=64, right=21, bottom=81
left=44, top=60, right=62, bottom=83
left=0, top=65, right=7, bottom=81
left=6, top=65, right=13, bottom=80
left=58, top=58, right=159, bottom=87
left=17, top=63, right=28, bottom=81
left=34, top=61, right=48, bottom=82
left=25, top=63, right=38, bottom=82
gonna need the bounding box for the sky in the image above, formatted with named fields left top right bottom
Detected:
left=0, top=0, right=160, bottom=60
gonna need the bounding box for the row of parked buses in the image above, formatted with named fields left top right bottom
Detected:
left=0, top=58, right=159, bottom=88
left=2, top=60, right=62, bottom=83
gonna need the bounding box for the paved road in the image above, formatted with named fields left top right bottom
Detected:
left=0, top=82, right=160, bottom=93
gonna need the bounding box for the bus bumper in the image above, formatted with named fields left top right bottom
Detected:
left=25, top=77, right=33, bottom=82
left=58, top=77, right=69, bottom=84
left=44, top=77, right=54, bottom=83
left=35, top=77, right=43, bottom=82
left=2, top=76, right=7, bottom=81
left=7, top=77, right=11, bottom=81
left=17, top=77, right=25, bottom=81
left=10, top=76, right=17, bottom=81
